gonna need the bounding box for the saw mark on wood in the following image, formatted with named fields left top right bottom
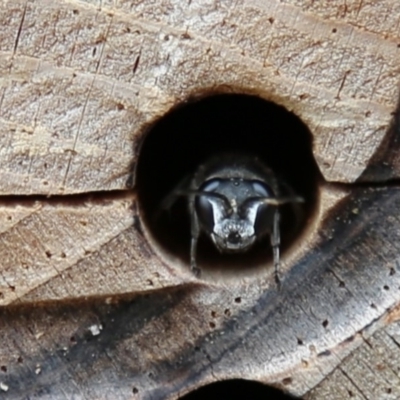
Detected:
left=338, top=366, right=369, bottom=400
left=13, top=1, right=27, bottom=55
left=335, top=70, right=351, bottom=100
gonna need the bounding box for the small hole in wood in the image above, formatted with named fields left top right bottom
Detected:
left=332, top=28, right=337, bottom=33
left=179, top=379, right=302, bottom=399
left=297, top=338, right=303, bottom=345
left=136, top=94, right=321, bottom=280
left=383, top=285, right=390, bottom=290
left=322, top=319, right=329, bottom=328
left=282, top=377, right=293, bottom=385
left=234, top=297, right=241, bottom=303
left=132, top=387, right=139, bottom=394
left=0, top=366, right=7, bottom=373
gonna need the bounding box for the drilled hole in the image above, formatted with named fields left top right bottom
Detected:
left=136, top=94, right=321, bottom=279
left=179, top=379, right=301, bottom=399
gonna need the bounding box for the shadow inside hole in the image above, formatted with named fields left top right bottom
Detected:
left=179, top=379, right=302, bottom=400
left=136, top=94, right=321, bottom=275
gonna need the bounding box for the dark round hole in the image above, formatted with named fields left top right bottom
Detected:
left=179, top=379, right=302, bottom=400
left=136, top=94, right=321, bottom=278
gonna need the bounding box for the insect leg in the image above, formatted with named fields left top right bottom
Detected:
left=271, top=208, right=281, bottom=288
left=190, top=208, right=201, bottom=277
left=154, top=175, right=192, bottom=220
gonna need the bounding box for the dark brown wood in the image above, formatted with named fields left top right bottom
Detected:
left=1, top=0, right=400, bottom=399
left=2, top=183, right=400, bottom=398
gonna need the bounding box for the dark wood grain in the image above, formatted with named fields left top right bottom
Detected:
left=1, top=0, right=400, bottom=399
left=2, top=184, right=400, bottom=399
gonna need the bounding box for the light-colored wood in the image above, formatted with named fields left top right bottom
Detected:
left=0, top=1, right=400, bottom=399
left=0, top=0, right=397, bottom=195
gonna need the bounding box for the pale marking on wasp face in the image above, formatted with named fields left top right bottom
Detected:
left=207, top=196, right=264, bottom=251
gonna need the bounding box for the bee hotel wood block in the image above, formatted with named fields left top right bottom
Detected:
left=0, top=0, right=400, bottom=399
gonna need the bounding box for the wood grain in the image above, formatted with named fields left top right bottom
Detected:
left=0, top=0, right=398, bottom=195
left=0, top=0, right=400, bottom=399
left=2, top=185, right=400, bottom=398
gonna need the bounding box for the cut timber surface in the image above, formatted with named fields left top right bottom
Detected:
left=0, top=0, right=398, bottom=194
left=0, top=0, right=400, bottom=399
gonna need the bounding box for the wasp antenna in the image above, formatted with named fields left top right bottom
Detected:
left=271, top=209, right=282, bottom=289
left=279, top=195, right=304, bottom=204
left=244, top=195, right=304, bottom=207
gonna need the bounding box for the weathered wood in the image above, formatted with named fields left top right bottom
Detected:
left=2, top=186, right=400, bottom=398
left=1, top=0, right=400, bottom=399
left=0, top=185, right=347, bottom=306
left=0, top=0, right=397, bottom=194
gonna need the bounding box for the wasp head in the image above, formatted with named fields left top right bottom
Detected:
left=195, top=177, right=275, bottom=253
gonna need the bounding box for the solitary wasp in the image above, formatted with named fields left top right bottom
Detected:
left=159, top=153, right=304, bottom=285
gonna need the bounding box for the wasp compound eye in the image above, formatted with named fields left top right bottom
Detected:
left=252, top=180, right=273, bottom=197
left=196, top=195, right=221, bottom=234
left=136, top=93, right=322, bottom=281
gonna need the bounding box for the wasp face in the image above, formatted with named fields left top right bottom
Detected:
left=158, top=153, right=303, bottom=284
left=195, top=177, right=275, bottom=253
